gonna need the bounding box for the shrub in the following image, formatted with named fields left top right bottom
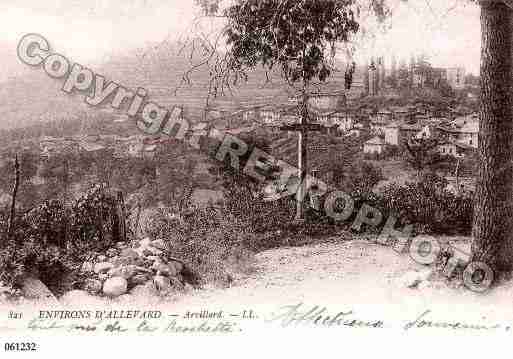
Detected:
left=372, top=173, right=473, bottom=235
left=146, top=206, right=256, bottom=287
left=0, top=185, right=122, bottom=294
left=69, top=184, right=120, bottom=251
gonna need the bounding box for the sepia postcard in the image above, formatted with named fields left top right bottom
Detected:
left=1, top=0, right=513, bottom=357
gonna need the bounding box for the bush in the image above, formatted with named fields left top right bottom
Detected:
left=69, top=184, right=120, bottom=251
left=372, top=173, right=473, bottom=235
left=146, top=207, right=256, bottom=287
left=0, top=185, right=122, bottom=294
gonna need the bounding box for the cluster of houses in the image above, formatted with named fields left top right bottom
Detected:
left=3, top=96, right=479, bottom=176
left=190, top=98, right=479, bottom=162
left=217, top=98, right=479, bottom=161
left=363, top=106, right=479, bottom=158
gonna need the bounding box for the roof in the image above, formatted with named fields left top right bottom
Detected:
left=385, top=122, right=421, bottom=131
left=144, top=144, right=158, bottom=152
left=400, top=124, right=422, bottom=131
left=226, top=125, right=259, bottom=135
left=191, top=122, right=208, bottom=131
left=40, top=136, right=57, bottom=142
left=460, top=121, right=479, bottom=133
left=393, top=107, right=412, bottom=114
left=365, top=136, right=386, bottom=146
left=437, top=125, right=459, bottom=134
left=79, top=142, right=105, bottom=152
left=439, top=139, right=474, bottom=151
left=371, top=118, right=389, bottom=125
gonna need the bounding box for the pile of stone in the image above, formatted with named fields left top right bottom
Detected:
left=0, top=281, right=21, bottom=303
left=397, top=269, right=433, bottom=289
left=80, top=237, right=191, bottom=298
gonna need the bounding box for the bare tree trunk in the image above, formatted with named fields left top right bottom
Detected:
left=7, top=155, right=20, bottom=240
left=63, top=159, right=69, bottom=247
left=114, top=191, right=127, bottom=243
left=134, top=202, right=142, bottom=238
left=295, top=81, right=308, bottom=221
left=455, top=158, right=461, bottom=194
left=471, top=2, right=513, bottom=274
left=364, top=59, right=369, bottom=96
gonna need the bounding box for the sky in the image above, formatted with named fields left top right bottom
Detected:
left=0, top=0, right=482, bottom=82
left=375, top=0, right=480, bottom=73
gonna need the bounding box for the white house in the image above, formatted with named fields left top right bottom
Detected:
left=438, top=139, right=473, bottom=158
left=458, top=121, right=479, bottom=148
left=384, top=123, right=401, bottom=145
left=447, top=67, right=466, bottom=90
left=384, top=122, right=422, bottom=146
left=363, top=136, right=386, bottom=154
left=415, top=125, right=438, bottom=140
left=375, top=109, right=394, bottom=122
left=243, top=109, right=257, bottom=122
left=259, top=106, right=281, bottom=124
left=332, top=112, right=354, bottom=132
left=128, top=141, right=144, bottom=158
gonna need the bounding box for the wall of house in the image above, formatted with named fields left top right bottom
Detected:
left=384, top=127, right=400, bottom=145
left=364, top=144, right=383, bottom=154
left=439, top=144, right=464, bottom=158
left=460, top=132, right=478, bottom=148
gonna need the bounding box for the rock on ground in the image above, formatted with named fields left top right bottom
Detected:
left=94, top=262, right=114, bottom=274
left=84, top=279, right=103, bottom=295
left=130, top=282, right=159, bottom=297
left=153, top=275, right=171, bottom=292
left=21, top=277, right=58, bottom=304
left=398, top=269, right=433, bottom=289
left=103, top=277, right=128, bottom=297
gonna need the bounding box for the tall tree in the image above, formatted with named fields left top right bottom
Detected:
left=221, top=0, right=362, bottom=220
left=403, top=138, right=451, bottom=175
left=471, top=0, right=513, bottom=276
left=364, top=58, right=370, bottom=95
left=187, top=0, right=390, bottom=219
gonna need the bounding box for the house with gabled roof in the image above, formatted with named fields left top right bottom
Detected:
left=259, top=105, right=282, bottom=124
left=363, top=136, right=386, bottom=154
left=438, top=119, right=479, bottom=148
left=415, top=124, right=439, bottom=140
left=383, top=122, right=422, bottom=146
left=459, top=121, right=479, bottom=148
left=438, top=139, right=474, bottom=158
left=390, top=106, right=415, bottom=122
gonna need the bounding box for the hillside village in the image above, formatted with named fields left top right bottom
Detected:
left=0, top=54, right=481, bottom=213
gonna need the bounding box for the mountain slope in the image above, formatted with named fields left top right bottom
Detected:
left=0, top=39, right=364, bottom=133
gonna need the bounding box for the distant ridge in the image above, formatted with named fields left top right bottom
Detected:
left=1, top=38, right=364, bottom=133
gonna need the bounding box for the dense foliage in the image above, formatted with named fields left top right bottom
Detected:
left=371, top=173, right=474, bottom=235
left=0, top=185, right=121, bottom=293
left=225, top=0, right=360, bottom=85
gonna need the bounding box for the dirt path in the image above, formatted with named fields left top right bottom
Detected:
left=167, top=238, right=513, bottom=327
left=5, top=238, right=513, bottom=333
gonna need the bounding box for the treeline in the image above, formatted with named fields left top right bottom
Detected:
left=0, top=110, right=137, bottom=144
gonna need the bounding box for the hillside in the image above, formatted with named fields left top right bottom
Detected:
left=1, top=39, right=364, bottom=136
